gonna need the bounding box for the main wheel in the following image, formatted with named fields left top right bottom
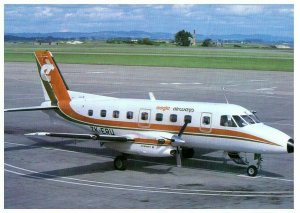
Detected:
left=182, top=148, right=195, bottom=158
left=247, top=165, right=258, bottom=177
left=114, top=156, right=127, bottom=170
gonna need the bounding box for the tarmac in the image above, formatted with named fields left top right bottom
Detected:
left=4, top=62, right=294, bottom=208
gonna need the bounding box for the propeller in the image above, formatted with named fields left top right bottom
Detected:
left=171, top=120, right=189, bottom=167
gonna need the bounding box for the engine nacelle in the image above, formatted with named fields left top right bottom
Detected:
left=105, top=142, right=176, bottom=157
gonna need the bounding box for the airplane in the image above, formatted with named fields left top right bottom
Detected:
left=4, top=50, right=294, bottom=177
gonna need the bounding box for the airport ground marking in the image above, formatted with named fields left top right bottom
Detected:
left=4, top=141, right=294, bottom=184
left=4, top=164, right=293, bottom=197
left=237, top=175, right=293, bottom=183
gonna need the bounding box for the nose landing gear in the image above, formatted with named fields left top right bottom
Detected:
left=227, top=152, right=263, bottom=177
left=246, top=153, right=263, bottom=177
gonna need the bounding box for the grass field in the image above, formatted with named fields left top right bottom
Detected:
left=4, top=42, right=294, bottom=71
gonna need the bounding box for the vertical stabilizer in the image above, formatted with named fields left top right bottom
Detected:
left=34, top=50, right=71, bottom=106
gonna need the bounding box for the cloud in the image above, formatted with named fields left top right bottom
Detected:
left=4, top=4, right=293, bottom=38
left=278, top=8, right=294, bottom=15
left=216, top=5, right=264, bottom=16
left=171, top=4, right=194, bottom=17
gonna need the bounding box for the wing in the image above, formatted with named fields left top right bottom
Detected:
left=25, top=132, right=134, bottom=143
left=4, top=106, right=58, bottom=112
left=24, top=131, right=177, bottom=144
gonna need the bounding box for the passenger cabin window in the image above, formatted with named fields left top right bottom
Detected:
left=100, top=110, right=106, bottom=117
left=156, top=113, right=163, bottom=121
left=113, top=110, right=120, bottom=118
left=170, top=114, right=177, bottom=122
left=232, top=115, right=247, bottom=127
left=220, top=115, right=237, bottom=127
left=141, top=112, right=149, bottom=120
left=202, top=116, right=210, bottom=125
left=127, top=111, right=133, bottom=119
left=184, top=115, right=192, bottom=123
left=88, top=109, right=93, bottom=116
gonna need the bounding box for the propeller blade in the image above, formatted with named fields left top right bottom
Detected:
left=178, top=121, right=189, bottom=137
left=176, top=147, right=182, bottom=167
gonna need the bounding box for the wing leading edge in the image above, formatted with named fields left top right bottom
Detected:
left=25, top=132, right=134, bottom=143
left=4, top=106, right=58, bottom=112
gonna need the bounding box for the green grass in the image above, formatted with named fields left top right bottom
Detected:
left=4, top=42, right=294, bottom=72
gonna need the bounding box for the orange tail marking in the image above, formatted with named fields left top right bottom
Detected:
left=35, top=50, right=71, bottom=103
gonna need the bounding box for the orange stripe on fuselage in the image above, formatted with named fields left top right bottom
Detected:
left=58, top=102, right=276, bottom=146
left=35, top=51, right=276, bottom=147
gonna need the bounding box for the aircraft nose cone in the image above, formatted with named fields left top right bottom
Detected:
left=287, top=138, right=294, bottom=153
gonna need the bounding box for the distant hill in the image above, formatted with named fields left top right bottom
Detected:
left=5, top=31, right=293, bottom=45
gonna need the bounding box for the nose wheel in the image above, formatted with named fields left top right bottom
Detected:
left=246, top=153, right=262, bottom=177
left=247, top=165, right=258, bottom=177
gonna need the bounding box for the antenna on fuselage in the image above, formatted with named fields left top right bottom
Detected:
left=222, top=86, right=229, bottom=104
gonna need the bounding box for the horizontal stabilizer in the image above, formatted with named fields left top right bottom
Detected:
left=4, top=106, right=58, bottom=112
left=25, top=132, right=133, bottom=142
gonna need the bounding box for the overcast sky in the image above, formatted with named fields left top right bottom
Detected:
left=4, top=4, right=294, bottom=37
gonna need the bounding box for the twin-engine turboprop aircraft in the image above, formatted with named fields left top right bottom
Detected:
left=5, top=50, right=294, bottom=177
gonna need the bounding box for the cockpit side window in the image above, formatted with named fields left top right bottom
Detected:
left=241, top=115, right=255, bottom=124
left=232, top=115, right=247, bottom=127
left=249, top=114, right=261, bottom=123
left=220, top=115, right=237, bottom=127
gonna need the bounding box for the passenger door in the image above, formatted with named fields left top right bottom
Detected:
left=138, top=109, right=151, bottom=128
left=200, top=112, right=212, bottom=133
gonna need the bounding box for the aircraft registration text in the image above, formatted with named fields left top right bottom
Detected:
left=90, top=126, right=115, bottom=135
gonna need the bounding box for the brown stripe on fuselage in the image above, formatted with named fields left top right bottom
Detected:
left=58, top=102, right=277, bottom=146
left=35, top=51, right=278, bottom=147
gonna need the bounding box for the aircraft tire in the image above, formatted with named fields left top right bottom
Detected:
left=114, top=156, right=127, bottom=170
left=182, top=148, right=195, bottom=158
left=247, top=165, right=258, bottom=177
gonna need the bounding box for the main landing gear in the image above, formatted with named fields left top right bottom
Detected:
left=114, top=155, right=128, bottom=170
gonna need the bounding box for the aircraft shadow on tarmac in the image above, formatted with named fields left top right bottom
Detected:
left=5, top=136, right=285, bottom=178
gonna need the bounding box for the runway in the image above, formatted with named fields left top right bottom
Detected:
left=4, top=62, right=294, bottom=208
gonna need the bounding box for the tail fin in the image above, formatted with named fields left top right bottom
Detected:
left=34, top=50, right=71, bottom=105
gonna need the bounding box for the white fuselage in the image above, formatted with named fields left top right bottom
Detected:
left=45, top=91, right=291, bottom=156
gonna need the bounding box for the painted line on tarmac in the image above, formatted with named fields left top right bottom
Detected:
left=4, top=164, right=293, bottom=197
left=5, top=141, right=294, bottom=184
left=237, top=175, right=293, bottom=182
left=160, top=82, right=203, bottom=85
left=249, top=80, right=268, bottom=82
left=265, top=122, right=294, bottom=127
left=256, top=87, right=277, bottom=91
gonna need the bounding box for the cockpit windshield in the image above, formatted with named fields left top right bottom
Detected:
left=241, top=115, right=255, bottom=124
left=249, top=114, right=261, bottom=123
left=221, top=113, right=261, bottom=128
left=232, top=115, right=248, bottom=127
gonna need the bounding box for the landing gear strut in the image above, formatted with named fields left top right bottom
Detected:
left=246, top=153, right=263, bottom=177
left=114, top=155, right=127, bottom=170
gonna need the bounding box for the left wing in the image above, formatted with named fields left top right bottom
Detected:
left=25, top=132, right=134, bottom=142
left=5, top=106, right=58, bottom=112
